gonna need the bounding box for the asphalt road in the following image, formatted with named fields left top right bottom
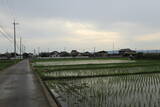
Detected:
left=0, top=60, right=51, bottom=107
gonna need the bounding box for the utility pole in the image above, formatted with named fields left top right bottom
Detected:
left=113, top=41, right=115, bottom=54
left=20, top=37, right=22, bottom=59
left=93, top=47, right=96, bottom=53
left=13, top=20, right=19, bottom=58
left=37, top=47, right=40, bottom=56
left=34, top=49, right=36, bottom=55
left=63, top=47, right=66, bottom=51
left=24, top=45, right=26, bottom=53
left=93, top=47, right=96, bottom=57
left=48, top=48, right=50, bottom=53
left=24, top=46, right=26, bottom=53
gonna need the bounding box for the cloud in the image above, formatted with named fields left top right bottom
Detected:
left=66, top=29, right=121, bottom=44
left=1, top=0, right=160, bottom=53
left=135, top=33, right=160, bottom=42
left=18, top=18, right=126, bottom=51
left=3, top=14, right=159, bottom=52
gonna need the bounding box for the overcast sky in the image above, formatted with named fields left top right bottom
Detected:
left=0, top=0, right=160, bottom=53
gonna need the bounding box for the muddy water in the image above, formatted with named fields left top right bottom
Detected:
left=34, top=60, right=135, bottom=66
left=46, top=74, right=160, bottom=107
left=44, top=66, right=160, bottom=78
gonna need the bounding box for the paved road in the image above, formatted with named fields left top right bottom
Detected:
left=0, top=60, right=51, bottom=107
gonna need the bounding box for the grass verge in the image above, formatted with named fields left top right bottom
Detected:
left=0, top=59, right=21, bottom=71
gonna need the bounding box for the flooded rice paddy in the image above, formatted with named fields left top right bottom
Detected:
left=43, top=66, right=160, bottom=78
left=34, top=60, right=135, bottom=66
left=46, top=74, right=160, bottom=107
left=33, top=59, right=160, bottom=107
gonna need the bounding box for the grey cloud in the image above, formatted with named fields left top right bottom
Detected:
left=1, top=0, right=160, bottom=53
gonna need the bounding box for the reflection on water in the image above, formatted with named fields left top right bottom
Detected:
left=44, top=66, right=160, bottom=78
left=46, top=74, right=160, bottom=107
left=34, top=60, right=134, bottom=66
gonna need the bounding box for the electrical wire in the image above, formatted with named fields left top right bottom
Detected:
left=0, top=0, right=23, bottom=53
left=0, top=25, right=13, bottom=39
left=0, top=30, right=22, bottom=53
left=0, top=32, right=13, bottom=51
left=0, top=29, right=13, bottom=43
left=4, top=0, right=15, bottom=19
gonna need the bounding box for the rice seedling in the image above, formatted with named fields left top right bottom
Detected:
left=45, top=74, right=160, bottom=107
left=32, top=59, right=160, bottom=107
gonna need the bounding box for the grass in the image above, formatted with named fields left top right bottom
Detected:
left=45, top=74, right=160, bottom=107
left=0, top=59, right=21, bottom=71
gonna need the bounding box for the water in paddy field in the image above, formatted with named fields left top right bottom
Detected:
left=46, top=74, right=160, bottom=107
left=34, top=60, right=135, bottom=66
left=44, top=66, right=160, bottom=78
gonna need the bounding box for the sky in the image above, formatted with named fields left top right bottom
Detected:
left=0, top=0, right=160, bottom=53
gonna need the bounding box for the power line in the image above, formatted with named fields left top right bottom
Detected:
left=0, top=28, right=22, bottom=53
left=0, top=0, right=23, bottom=54
left=4, top=0, right=15, bottom=19
left=0, top=26, right=13, bottom=41
left=0, top=25, right=13, bottom=39
left=0, top=32, right=13, bottom=52
left=0, top=29, right=13, bottom=43
left=0, top=21, right=22, bottom=54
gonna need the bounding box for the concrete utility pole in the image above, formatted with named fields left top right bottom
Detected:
left=93, top=47, right=96, bottom=57
left=113, top=41, right=115, bottom=54
left=20, top=37, right=22, bottom=59
left=22, top=45, right=25, bottom=55
left=94, top=47, right=96, bottom=53
left=37, top=47, right=40, bottom=56
left=34, top=49, right=36, bottom=55
left=48, top=48, right=50, bottom=53
left=24, top=45, right=26, bottom=53
left=13, top=20, right=19, bottom=58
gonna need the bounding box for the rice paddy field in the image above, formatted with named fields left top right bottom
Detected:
left=33, top=58, right=160, bottom=107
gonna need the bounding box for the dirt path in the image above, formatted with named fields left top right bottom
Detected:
left=0, top=60, right=51, bottom=107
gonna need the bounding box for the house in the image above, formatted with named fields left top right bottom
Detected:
left=81, top=52, right=92, bottom=57
left=119, top=48, right=136, bottom=56
left=23, top=53, right=33, bottom=58
left=71, top=50, right=79, bottom=57
left=39, top=52, right=50, bottom=57
left=0, top=54, right=9, bottom=60
left=94, top=51, right=108, bottom=57
left=50, top=51, right=60, bottom=57
left=0, top=53, right=12, bottom=59
left=59, top=51, right=70, bottom=57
